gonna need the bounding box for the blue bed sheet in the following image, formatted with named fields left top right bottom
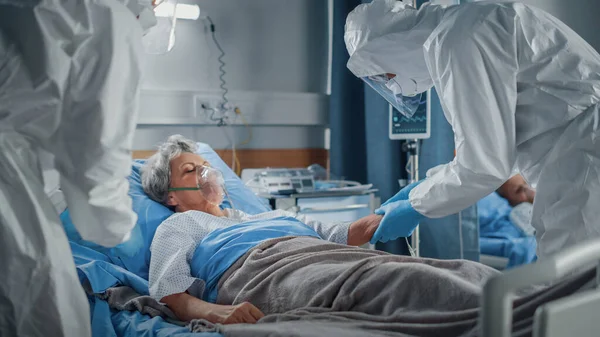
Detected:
left=477, top=192, right=537, bottom=268
left=71, top=241, right=221, bottom=337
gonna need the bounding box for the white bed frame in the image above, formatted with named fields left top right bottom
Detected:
left=481, top=238, right=600, bottom=337
left=480, top=254, right=509, bottom=270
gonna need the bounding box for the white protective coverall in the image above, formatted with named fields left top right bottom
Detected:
left=345, top=0, right=600, bottom=259
left=0, top=1, right=149, bottom=336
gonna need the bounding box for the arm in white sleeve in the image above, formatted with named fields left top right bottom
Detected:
left=35, top=0, right=143, bottom=247
left=411, top=23, right=519, bottom=218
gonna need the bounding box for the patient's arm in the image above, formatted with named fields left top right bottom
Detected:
left=291, top=211, right=381, bottom=246
left=347, top=214, right=383, bottom=246
left=162, top=292, right=265, bottom=324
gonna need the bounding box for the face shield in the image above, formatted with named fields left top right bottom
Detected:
left=362, top=74, right=423, bottom=118
left=168, top=165, right=228, bottom=207
left=139, top=0, right=179, bottom=54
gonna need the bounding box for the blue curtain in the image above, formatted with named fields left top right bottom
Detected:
left=329, top=0, right=409, bottom=255
left=329, top=0, right=367, bottom=184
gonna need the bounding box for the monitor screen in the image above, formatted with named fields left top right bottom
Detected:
left=389, top=90, right=430, bottom=140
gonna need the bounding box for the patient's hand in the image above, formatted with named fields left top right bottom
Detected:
left=347, top=214, right=383, bottom=246
left=208, top=302, right=265, bottom=324
left=162, top=292, right=264, bottom=324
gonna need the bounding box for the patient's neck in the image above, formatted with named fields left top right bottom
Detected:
left=203, top=204, right=225, bottom=217
left=176, top=203, right=224, bottom=217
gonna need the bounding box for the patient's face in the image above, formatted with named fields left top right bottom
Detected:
left=497, top=175, right=535, bottom=207
left=167, top=152, right=221, bottom=214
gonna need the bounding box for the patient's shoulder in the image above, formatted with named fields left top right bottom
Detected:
left=153, top=211, right=217, bottom=245
left=161, top=211, right=194, bottom=224
left=157, top=211, right=207, bottom=231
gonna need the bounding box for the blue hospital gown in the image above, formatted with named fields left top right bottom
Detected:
left=149, top=209, right=351, bottom=302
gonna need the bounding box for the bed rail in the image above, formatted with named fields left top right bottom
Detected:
left=481, top=238, right=600, bottom=337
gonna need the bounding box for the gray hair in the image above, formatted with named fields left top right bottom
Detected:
left=141, top=135, right=198, bottom=204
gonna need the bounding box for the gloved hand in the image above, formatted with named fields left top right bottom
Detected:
left=370, top=200, right=424, bottom=244
left=111, top=224, right=144, bottom=258
left=381, top=180, right=425, bottom=207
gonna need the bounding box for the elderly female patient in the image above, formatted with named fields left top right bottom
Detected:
left=142, top=135, right=498, bottom=326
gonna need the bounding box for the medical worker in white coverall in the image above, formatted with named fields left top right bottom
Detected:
left=345, top=0, right=600, bottom=260
left=0, top=1, right=165, bottom=336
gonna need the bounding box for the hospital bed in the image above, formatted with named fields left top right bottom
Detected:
left=483, top=240, right=600, bottom=337
left=62, top=142, right=268, bottom=337
left=479, top=254, right=509, bottom=270
left=60, top=142, right=600, bottom=337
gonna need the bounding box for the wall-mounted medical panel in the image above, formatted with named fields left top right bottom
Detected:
left=137, top=90, right=329, bottom=126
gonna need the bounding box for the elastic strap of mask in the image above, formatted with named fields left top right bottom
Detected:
left=168, top=187, right=200, bottom=191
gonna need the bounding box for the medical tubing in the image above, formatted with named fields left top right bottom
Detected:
left=207, top=106, right=227, bottom=124
left=458, top=211, right=464, bottom=259
left=405, top=237, right=416, bottom=257
left=204, top=17, right=252, bottom=155
left=224, top=187, right=236, bottom=212
left=206, top=16, right=228, bottom=107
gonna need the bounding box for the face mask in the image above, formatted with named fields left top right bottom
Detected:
left=169, top=165, right=227, bottom=206
left=385, top=78, right=404, bottom=96
left=509, top=202, right=536, bottom=237
left=362, top=75, right=423, bottom=117
left=385, top=77, right=419, bottom=97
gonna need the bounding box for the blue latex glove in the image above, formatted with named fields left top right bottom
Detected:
left=370, top=200, right=424, bottom=244
left=111, top=224, right=143, bottom=258
left=381, top=180, right=425, bottom=207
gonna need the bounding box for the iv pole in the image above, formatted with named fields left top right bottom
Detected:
left=402, top=140, right=420, bottom=257
left=402, top=0, right=426, bottom=257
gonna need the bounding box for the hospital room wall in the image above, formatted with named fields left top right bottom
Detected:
left=134, top=0, right=330, bottom=166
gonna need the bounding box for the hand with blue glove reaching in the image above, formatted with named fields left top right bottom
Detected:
left=112, top=224, right=144, bottom=258
left=370, top=199, right=425, bottom=245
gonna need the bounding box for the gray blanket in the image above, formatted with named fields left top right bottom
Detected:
left=104, top=237, right=596, bottom=337
left=193, top=237, right=595, bottom=337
